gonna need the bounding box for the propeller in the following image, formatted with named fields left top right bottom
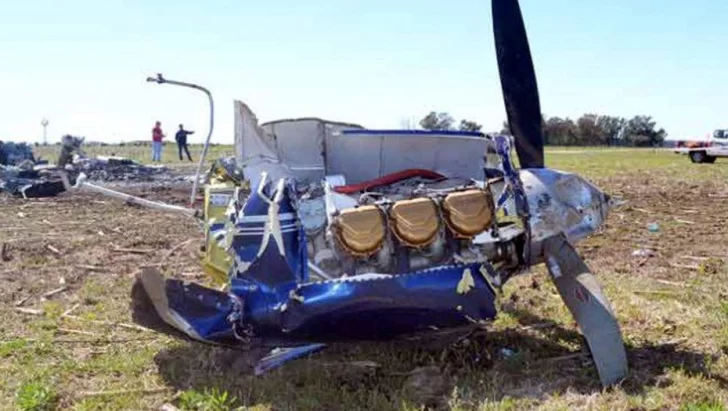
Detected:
left=543, top=234, right=628, bottom=386
left=492, top=0, right=545, bottom=168
left=492, top=0, right=628, bottom=385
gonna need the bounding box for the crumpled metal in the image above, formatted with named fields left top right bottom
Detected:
left=0, top=142, right=36, bottom=166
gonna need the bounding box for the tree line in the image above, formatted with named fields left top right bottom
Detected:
left=418, top=111, right=667, bottom=147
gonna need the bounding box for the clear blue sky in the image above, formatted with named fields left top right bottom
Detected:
left=1, top=0, right=726, bottom=144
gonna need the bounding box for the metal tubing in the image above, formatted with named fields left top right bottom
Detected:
left=146, top=73, right=214, bottom=207
left=307, top=261, right=334, bottom=281
left=62, top=172, right=197, bottom=217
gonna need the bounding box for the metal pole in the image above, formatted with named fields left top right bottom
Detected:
left=41, top=118, right=49, bottom=145
left=60, top=172, right=198, bottom=217
left=146, top=73, right=214, bottom=207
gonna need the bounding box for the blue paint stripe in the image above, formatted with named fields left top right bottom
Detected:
left=341, top=129, right=486, bottom=137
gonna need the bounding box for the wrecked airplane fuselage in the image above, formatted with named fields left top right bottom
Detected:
left=133, top=130, right=624, bottom=383
left=133, top=0, right=628, bottom=386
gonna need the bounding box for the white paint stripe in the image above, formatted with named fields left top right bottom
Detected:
left=236, top=228, right=300, bottom=236
left=239, top=212, right=296, bottom=223
left=236, top=223, right=299, bottom=232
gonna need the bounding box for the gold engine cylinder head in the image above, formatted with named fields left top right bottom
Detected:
left=388, top=197, right=441, bottom=247
left=333, top=205, right=387, bottom=256
left=441, top=189, right=494, bottom=239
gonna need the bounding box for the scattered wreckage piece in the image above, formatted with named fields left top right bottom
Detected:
left=59, top=173, right=198, bottom=217
left=0, top=141, right=63, bottom=198
left=0, top=137, right=183, bottom=200
left=58, top=135, right=85, bottom=168
left=0, top=165, right=67, bottom=198
left=0, top=141, right=37, bottom=167
left=74, top=156, right=171, bottom=183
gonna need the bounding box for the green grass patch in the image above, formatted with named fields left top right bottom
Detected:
left=15, top=379, right=59, bottom=411
left=178, top=388, right=242, bottom=411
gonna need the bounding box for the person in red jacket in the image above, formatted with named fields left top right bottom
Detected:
left=151, top=121, right=165, bottom=162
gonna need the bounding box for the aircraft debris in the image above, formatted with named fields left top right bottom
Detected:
left=632, top=249, right=656, bottom=258
left=1, top=136, right=190, bottom=199
left=38, top=0, right=628, bottom=388
left=0, top=141, right=37, bottom=166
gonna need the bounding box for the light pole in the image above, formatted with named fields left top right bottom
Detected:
left=41, top=118, right=49, bottom=145
left=146, top=73, right=214, bottom=208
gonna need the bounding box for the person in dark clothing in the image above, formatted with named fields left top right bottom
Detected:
left=0, top=141, right=7, bottom=166
left=175, top=124, right=195, bottom=161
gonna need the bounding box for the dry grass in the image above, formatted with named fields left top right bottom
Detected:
left=1, top=147, right=728, bottom=410
left=33, top=143, right=235, bottom=167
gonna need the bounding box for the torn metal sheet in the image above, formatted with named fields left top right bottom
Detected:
left=254, top=344, right=327, bottom=376
left=0, top=141, right=36, bottom=166
left=0, top=166, right=67, bottom=198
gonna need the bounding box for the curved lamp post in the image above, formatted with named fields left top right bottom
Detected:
left=146, top=73, right=214, bottom=207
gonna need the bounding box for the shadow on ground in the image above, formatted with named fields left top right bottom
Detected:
left=152, top=310, right=726, bottom=410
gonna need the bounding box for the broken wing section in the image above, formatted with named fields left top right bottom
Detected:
left=131, top=263, right=499, bottom=347
left=131, top=268, right=241, bottom=346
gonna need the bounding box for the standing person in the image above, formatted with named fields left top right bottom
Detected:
left=0, top=141, right=7, bottom=166
left=151, top=121, right=165, bottom=162
left=175, top=124, right=195, bottom=161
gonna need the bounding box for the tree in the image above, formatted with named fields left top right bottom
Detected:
left=544, top=117, right=578, bottom=146
left=459, top=119, right=483, bottom=132
left=622, top=115, right=666, bottom=147
left=596, top=115, right=626, bottom=146
left=419, top=111, right=455, bottom=131
left=576, top=114, right=602, bottom=146
left=458, top=112, right=666, bottom=146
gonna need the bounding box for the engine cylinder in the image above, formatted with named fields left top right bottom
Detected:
left=333, top=205, right=387, bottom=256
left=442, top=189, right=494, bottom=238
left=389, top=198, right=440, bottom=247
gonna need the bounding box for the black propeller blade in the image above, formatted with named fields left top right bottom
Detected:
left=492, top=0, right=545, bottom=168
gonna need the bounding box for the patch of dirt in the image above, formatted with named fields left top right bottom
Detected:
left=582, top=174, right=728, bottom=281
left=0, top=186, right=202, bottom=311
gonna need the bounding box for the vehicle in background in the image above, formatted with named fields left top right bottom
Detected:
left=674, top=129, right=728, bottom=163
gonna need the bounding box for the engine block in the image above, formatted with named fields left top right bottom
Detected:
left=325, top=184, right=501, bottom=275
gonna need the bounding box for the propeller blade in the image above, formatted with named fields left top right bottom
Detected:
left=543, top=234, right=628, bottom=387
left=492, top=0, right=545, bottom=168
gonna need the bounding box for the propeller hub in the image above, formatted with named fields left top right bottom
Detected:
left=520, top=168, right=610, bottom=244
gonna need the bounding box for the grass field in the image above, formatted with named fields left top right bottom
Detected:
left=1, top=147, right=728, bottom=410
left=33, top=144, right=236, bottom=167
